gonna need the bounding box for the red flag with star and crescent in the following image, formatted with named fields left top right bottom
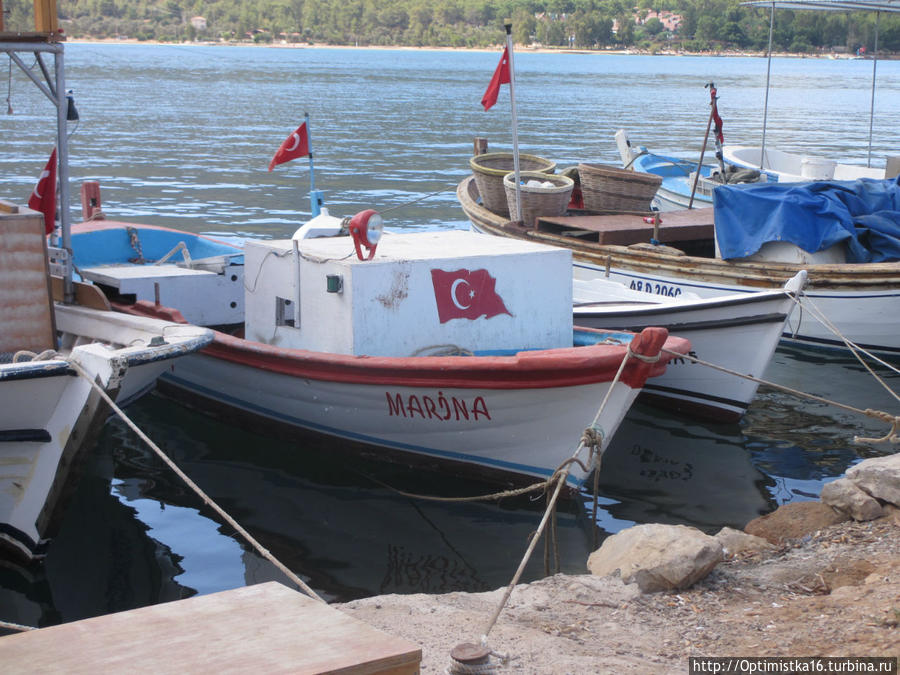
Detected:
left=268, top=122, right=310, bottom=171
left=710, top=85, right=724, bottom=145
left=28, top=148, right=57, bottom=235
left=481, top=47, right=510, bottom=111
left=430, top=268, right=511, bottom=323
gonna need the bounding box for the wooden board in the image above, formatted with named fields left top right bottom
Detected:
left=50, top=276, right=112, bottom=311
left=0, top=203, right=55, bottom=353
left=537, top=207, right=715, bottom=246
left=0, top=582, right=421, bottom=674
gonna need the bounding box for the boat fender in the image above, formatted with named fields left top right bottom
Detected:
left=628, top=326, right=669, bottom=361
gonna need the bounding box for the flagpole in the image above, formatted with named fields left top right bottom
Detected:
left=305, top=112, right=323, bottom=217
left=505, top=23, right=522, bottom=224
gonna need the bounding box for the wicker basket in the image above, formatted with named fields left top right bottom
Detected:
left=503, top=171, right=574, bottom=227
left=470, top=153, right=557, bottom=216
left=578, top=163, right=661, bottom=212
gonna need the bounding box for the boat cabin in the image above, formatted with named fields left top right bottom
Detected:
left=243, top=229, right=573, bottom=357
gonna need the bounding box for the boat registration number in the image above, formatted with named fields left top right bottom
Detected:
left=628, top=280, right=683, bottom=297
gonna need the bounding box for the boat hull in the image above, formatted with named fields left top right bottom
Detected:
left=163, top=352, right=640, bottom=487
left=0, top=308, right=212, bottom=563
left=0, top=359, right=109, bottom=561
left=575, top=287, right=797, bottom=422
left=120, top=318, right=688, bottom=490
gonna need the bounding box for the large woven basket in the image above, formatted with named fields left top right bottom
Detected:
left=503, top=171, right=574, bottom=227
left=470, top=153, right=556, bottom=216
left=578, top=163, right=661, bottom=212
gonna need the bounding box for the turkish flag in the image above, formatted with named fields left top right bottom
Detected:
left=481, top=47, right=510, bottom=111
left=28, top=148, right=57, bottom=235
left=268, top=122, right=310, bottom=171
left=430, top=268, right=511, bottom=323
left=710, top=86, right=724, bottom=144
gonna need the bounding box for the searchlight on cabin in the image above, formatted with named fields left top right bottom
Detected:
left=348, top=209, right=383, bottom=260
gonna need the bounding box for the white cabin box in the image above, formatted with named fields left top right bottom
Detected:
left=243, top=230, right=572, bottom=357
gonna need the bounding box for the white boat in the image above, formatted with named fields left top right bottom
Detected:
left=572, top=272, right=806, bottom=423
left=1, top=202, right=213, bottom=562
left=722, top=146, right=888, bottom=184
left=101, top=215, right=689, bottom=491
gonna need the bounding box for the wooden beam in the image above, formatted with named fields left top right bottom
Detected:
left=33, top=0, right=58, bottom=33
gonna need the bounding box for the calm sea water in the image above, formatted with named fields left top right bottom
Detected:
left=1, top=44, right=899, bottom=627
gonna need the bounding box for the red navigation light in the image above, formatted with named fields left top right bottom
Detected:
left=348, top=209, right=383, bottom=261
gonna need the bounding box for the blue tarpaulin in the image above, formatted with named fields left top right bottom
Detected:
left=713, top=177, right=900, bottom=263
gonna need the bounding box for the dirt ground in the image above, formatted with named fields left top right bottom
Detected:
left=340, top=510, right=900, bottom=673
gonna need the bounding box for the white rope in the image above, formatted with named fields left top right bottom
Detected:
left=67, top=359, right=325, bottom=603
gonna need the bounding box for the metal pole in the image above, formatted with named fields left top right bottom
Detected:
left=689, top=103, right=715, bottom=210
left=760, top=2, right=775, bottom=172
left=505, top=23, right=522, bottom=224
left=54, top=46, right=74, bottom=304
left=304, top=111, right=322, bottom=217
left=867, top=11, right=879, bottom=168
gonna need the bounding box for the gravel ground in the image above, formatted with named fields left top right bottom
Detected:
left=339, top=509, right=900, bottom=673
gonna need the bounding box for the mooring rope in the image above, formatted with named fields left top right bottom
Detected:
left=66, top=360, right=326, bottom=603
left=459, top=343, right=636, bottom=669
left=378, top=186, right=454, bottom=214
left=659, top=345, right=900, bottom=444
left=0, top=619, right=36, bottom=632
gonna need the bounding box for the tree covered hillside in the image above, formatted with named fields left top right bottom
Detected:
left=3, top=0, right=898, bottom=53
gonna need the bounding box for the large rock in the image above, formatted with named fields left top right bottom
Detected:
left=714, top=527, right=775, bottom=559
left=845, top=453, right=900, bottom=507
left=587, top=524, right=722, bottom=593
left=820, top=477, right=885, bottom=521
left=744, top=501, right=848, bottom=545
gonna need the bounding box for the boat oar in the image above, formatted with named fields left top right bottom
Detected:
left=688, top=81, right=716, bottom=209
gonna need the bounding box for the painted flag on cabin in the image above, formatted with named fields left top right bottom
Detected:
left=430, top=268, right=511, bottom=323
left=28, top=148, right=57, bottom=235
left=481, top=47, right=510, bottom=111
left=268, top=122, right=310, bottom=171
left=710, top=86, right=724, bottom=144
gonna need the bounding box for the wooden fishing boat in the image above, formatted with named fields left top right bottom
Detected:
left=102, top=220, right=688, bottom=490
left=1, top=202, right=213, bottom=562
left=458, top=174, right=900, bottom=359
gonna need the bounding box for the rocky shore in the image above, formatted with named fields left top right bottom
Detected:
left=340, top=454, right=900, bottom=673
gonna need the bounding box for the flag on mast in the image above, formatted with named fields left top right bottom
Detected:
left=268, top=122, right=310, bottom=171
left=481, top=46, right=511, bottom=112
left=28, top=148, right=57, bottom=235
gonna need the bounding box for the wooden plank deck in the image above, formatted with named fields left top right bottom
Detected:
left=537, top=207, right=715, bottom=246
left=0, top=582, right=422, bottom=674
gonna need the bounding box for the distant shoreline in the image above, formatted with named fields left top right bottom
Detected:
left=64, top=37, right=894, bottom=60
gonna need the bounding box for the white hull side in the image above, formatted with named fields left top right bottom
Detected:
left=573, top=262, right=900, bottom=356
left=163, top=353, right=642, bottom=486
left=575, top=291, right=794, bottom=421
left=0, top=361, right=107, bottom=560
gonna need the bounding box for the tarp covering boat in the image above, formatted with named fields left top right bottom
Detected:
left=713, top=177, right=900, bottom=263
